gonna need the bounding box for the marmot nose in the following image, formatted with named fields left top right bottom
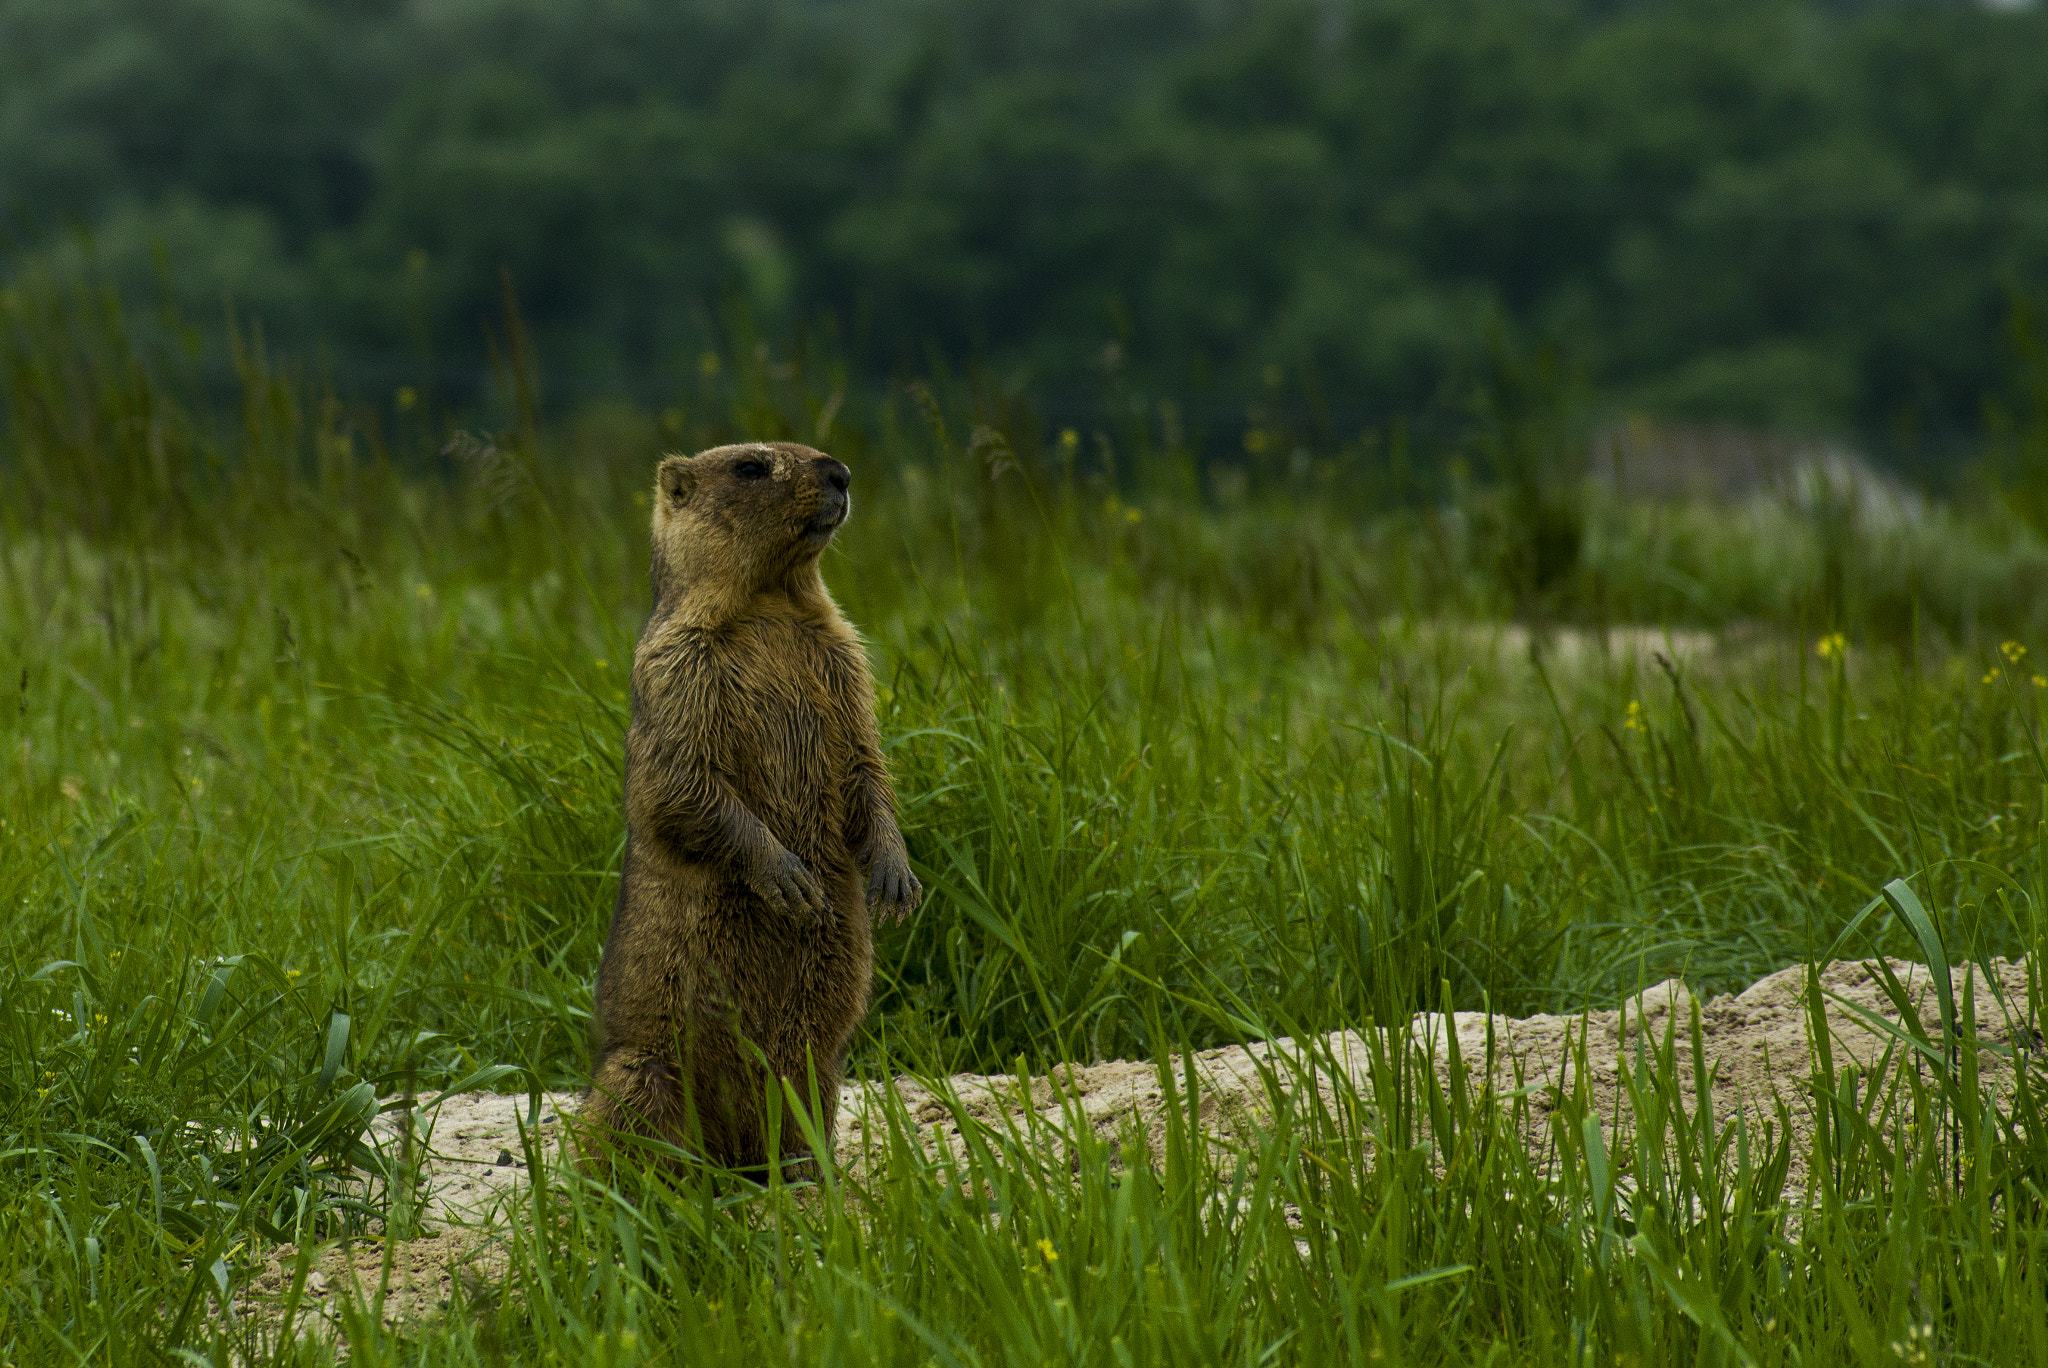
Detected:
left=818, top=458, right=850, bottom=496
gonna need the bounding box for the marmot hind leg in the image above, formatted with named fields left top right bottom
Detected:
left=582, top=1025, right=844, bottom=1179
left=699, top=1031, right=842, bottom=1180
left=582, top=1047, right=699, bottom=1171
left=772, top=1038, right=844, bottom=1165
left=585, top=1035, right=773, bottom=1174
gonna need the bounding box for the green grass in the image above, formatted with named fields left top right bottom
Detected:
left=7, top=278, right=2048, bottom=1362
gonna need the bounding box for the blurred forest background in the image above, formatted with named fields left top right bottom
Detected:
left=3, top=0, right=2048, bottom=463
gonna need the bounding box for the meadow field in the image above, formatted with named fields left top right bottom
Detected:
left=7, top=281, right=2048, bottom=1363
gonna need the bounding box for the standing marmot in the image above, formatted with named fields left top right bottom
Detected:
left=585, top=441, right=921, bottom=1174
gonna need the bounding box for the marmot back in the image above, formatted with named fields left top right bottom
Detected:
left=584, top=441, right=921, bottom=1174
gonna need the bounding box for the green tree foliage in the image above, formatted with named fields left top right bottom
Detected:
left=4, top=0, right=2047, bottom=439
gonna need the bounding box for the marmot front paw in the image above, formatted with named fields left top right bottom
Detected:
left=749, top=847, right=830, bottom=920
left=866, top=849, right=923, bottom=923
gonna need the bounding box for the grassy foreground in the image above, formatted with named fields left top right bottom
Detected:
left=6, top=284, right=2048, bottom=1362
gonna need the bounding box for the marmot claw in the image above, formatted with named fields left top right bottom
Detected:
left=866, top=855, right=923, bottom=923
left=755, top=847, right=828, bottom=919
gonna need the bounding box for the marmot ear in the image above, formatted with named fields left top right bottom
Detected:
left=656, top=454, right=696, bottom=510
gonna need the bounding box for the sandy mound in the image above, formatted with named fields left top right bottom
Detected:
left=265, top=956, right=2036, bottom=1328
left=846, top=957, right=2036, bottom=1189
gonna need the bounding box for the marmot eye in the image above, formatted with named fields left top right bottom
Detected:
left=734, top=460, right=769, bottom=480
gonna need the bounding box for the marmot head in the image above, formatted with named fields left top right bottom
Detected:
left=649, top=441, right=853, bottom=618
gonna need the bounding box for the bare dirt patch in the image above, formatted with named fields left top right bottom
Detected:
left=849, top=958, right=2037, bottom=1193
left=281, top=957, right=2037, bottom=1329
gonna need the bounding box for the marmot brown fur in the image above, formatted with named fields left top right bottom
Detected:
left=585, top=440, right=921, bottom=1174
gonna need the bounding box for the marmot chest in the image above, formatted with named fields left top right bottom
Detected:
left=677, top=619, right=861, bottom=838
